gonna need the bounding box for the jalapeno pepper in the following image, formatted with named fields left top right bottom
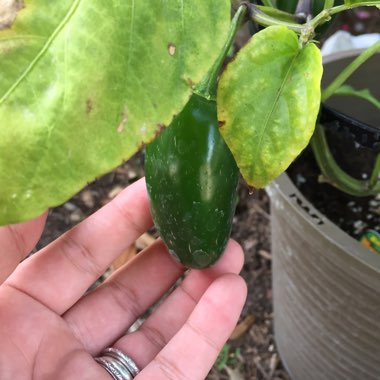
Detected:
left=145, top=93, right=239, bottom=268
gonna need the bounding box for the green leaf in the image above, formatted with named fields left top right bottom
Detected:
left=217, top=26, right=322, bottom=188
left=0, top=0, right=230, bottom=224
left=333, top=85, right=380, bottom=110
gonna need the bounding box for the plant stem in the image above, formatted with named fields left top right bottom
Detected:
left=247, top=2, right=380, bottom=44
left=322, top=41, right=380, bottom=101
left=247, top=4, right=304, bottom=33
left=194, top=4, right=248, bottom=100
left=310, top=2, right=380, bottom=30
left=256, top=5, right=300, bottom=23
left=311, top=124, right=380, bottom=196
left=369, top=154, right=380, bottom=189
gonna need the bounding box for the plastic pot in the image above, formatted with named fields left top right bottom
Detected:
left=267, top=50, right=380, bottom=379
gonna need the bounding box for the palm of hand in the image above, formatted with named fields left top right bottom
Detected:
left=0, top=179, right=246, bottom=380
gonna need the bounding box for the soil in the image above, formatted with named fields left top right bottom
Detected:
left=288, top=136, right=380, bottom=242
left=32, top=7, right=380, bottom=380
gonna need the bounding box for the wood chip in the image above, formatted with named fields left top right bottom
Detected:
left=269, top=353, right=279, bottom=377
left=111, top=244, right=137, bottom=271
left=136, top=233, right=156, bottom=250
left=108, top=186, right=124, bottom=199
left=111, top=233, right=155, bottom=271
left=64, top=202, right=78, bottom=211
left=252, top=203, right=270, bottom=219
left=81, top=190, right=95, bottom=208
left=254, top=357, right=271, bottom=380
left=128, top=170, right=138, bottom=180
left=243, top=239, right=257, bottom=251
left=225, top=366, right=245, bottom=380
left=258, top=249, right=272, bottom=261
left=229, top=314, right=255, bottom=340
left=69, top=211, right=83, bottom=223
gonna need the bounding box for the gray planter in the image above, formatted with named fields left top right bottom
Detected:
left=267, top=50, right=380, bottom=379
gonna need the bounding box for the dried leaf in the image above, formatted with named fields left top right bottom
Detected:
left=225, top=366, right=245, bottom=380
left=229, top=314, right=256, bottom=340
left=136, top=233, right=156, bottom=250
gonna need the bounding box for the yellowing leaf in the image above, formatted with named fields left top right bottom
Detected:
left=0, top=0, right=230, bottom=224
left=217, top=26, right=322, bottom=188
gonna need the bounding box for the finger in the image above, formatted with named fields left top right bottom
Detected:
left=113, top=240, right=244, bottom=367
left=64, top=239, right=184, bottom=354
left=6, top=178, right=152, bottom=314
left=64, top=240, right=243, bottom=356
left=0, top=212, right=47, bottom=283
left=138, top=274, right=247, bottom=380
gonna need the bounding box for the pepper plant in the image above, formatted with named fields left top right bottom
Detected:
left=1, top=0, right=380, bottom=265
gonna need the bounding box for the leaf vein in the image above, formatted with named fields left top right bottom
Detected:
left=254, top=49, right=301, bottom=171
left=0, top=0, right=82, bottom=105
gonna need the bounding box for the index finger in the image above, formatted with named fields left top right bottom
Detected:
left=0, top=212, right=47, bottom=284
left=6, top=178, right=152, bottom=314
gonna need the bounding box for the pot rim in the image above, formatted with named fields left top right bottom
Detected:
left=267, top=173, right=380, bottom=274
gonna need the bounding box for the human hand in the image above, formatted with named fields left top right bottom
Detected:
left=0, top=178, right=247, bottom=380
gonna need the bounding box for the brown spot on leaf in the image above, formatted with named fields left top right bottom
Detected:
left=155, top=123, right=166, bottom=138
left=86, top=98, right=93, bottom=114
left=218, top=120, right=226, bottom=128
left=186, top=78, right=194, bottom=88
left=0, top=0, right=24, bottom=30
left=168, top=43, right=176, bottom=56
left=117, top=107, right=129, bottom=133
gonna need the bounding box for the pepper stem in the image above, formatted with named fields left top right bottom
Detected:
left=194, top=4, right=248, bottom=100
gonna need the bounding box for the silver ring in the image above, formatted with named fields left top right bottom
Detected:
left=95, top=347, right=140, bottom=380
left=103, top=348, right=140, bottom=377
left=95, top=357, right=132, bottom=380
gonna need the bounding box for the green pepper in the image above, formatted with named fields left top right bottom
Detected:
left=145, top=6, right=246, bottom=268
left=145, top=93, right=239, bottom=268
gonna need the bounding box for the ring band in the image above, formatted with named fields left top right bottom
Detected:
left=95, top=347, right=140, bottom=380
left=103, top=348, right=140, bottom=377
left=95, top=356, right=132, bottom=380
